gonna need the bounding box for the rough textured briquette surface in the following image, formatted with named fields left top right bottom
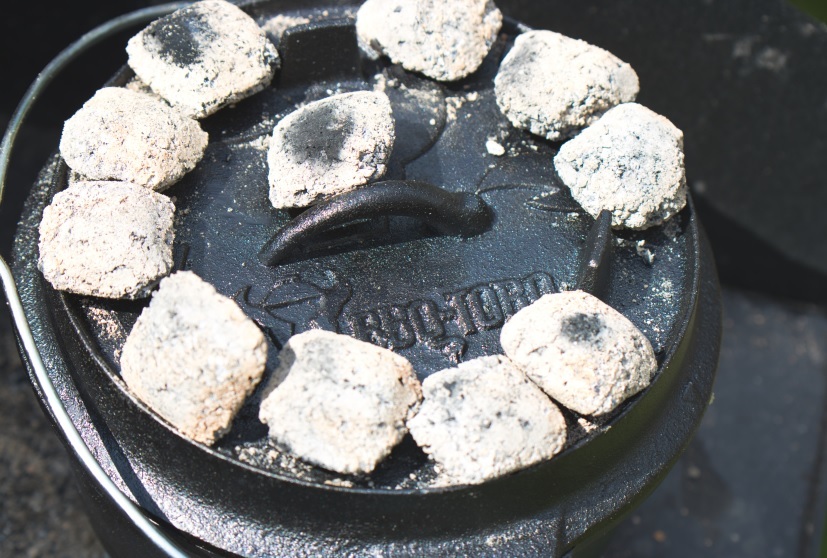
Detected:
left=408, top=355, right=567, bottom=486
left=495, top=30, right=639, bottom=141
left=258, top=330, right=422, bottom=475
left=554, top=102, right=687, bottom=230
left=501, top=291, right=657, bottom=416
left=59, top=87, right=208, bottom=191
left=356, top=0, right=502, bottom=82
left=37, top=181, right=174, bottom=299
left=126, top=0, right=279, bottom=118
left=120, top=271, right=267, bottom=445
left=267, top=91, right=395, bottom=208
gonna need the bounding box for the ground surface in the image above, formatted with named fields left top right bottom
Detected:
left=606, top=291, right=827, bottom=557
left=0, top=313, right=106, bottom=557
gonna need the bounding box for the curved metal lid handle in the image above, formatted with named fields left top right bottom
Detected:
left=259, top=180, right=494, bottom=266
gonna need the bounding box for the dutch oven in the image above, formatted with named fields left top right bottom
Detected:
left=0, top=0, right=722, bottom=556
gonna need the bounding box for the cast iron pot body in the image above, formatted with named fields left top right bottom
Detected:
left=11, top=1, right=722, bottom=556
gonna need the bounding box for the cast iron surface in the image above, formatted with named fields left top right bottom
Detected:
left=10, top=1, right=721, bottom=556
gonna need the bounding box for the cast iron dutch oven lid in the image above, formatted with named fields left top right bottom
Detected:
left=11, top=1, right=721, bottom=556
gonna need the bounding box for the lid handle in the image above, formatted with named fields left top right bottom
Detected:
left=259, top=180, right=493, bottom=266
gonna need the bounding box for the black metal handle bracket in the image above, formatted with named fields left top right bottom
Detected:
left=259, top=180, right=493, bottom=266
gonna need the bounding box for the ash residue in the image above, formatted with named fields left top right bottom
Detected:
left=231, top=437, right=439, bottom=490
left=261, top=14, right=311, bottom=43
left=234, top=441, right=340, bottom=483
left=561, top=312, right=605, bottom=344
left=281, top=103, right=355, bottom=165
left=145, top=9, right=217, bottom=67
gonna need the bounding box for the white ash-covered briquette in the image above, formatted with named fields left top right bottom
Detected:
left=267, top=91, right=395, bottom=209
left=554, top=103, right=687, bottom=230
left=500, top=290, right=657, bottom=417
left=120, top=271, right=267, bottom=446
left=356, top=0, right=502, bottom=82
left=494, top=30, right=639, bottom=141
left=258, top=330, right=422, bottom=475
left=59, top=87, right=208, bottom=191
left=408, top=355, right=567, bottom=486
left=37, top=181, right=174, bottom=300
left=126, top=0, right=279, bottom=118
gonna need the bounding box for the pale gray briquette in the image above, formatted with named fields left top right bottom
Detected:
left=120, top=271, right=267, bottom=445
left=554, top=102, right=687, bottom=230
left=258, top=330, right=422, bottom=475
left=59, top=87, right=208, bottom=191
left=501, top=290, right=657, bottom=416
left=127, top=0, right=279, bottom=118
left=267, top=91, right=395, bottom=208
left=495, top=30, right=639, bottom=141
left=408, top=355, right=567, bottom=486
left=356, top=0, right=502, bottom=82
left=38, top=181, right=175, bottom=299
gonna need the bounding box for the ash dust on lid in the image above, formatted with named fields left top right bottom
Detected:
left=143, top=9, right=218, bottom=67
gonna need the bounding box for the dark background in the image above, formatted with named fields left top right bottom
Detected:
left=2, top=1, right=827, bottom=556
